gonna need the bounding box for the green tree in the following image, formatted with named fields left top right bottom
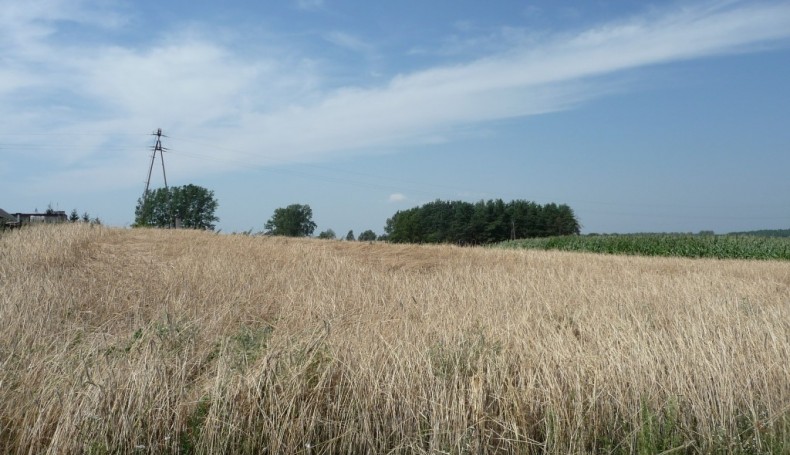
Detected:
left=82, top=212, right=90, bottom=223
left=264, top=204, right=316, bottom=237
left=318, top=229, right=336, bottom=239
left=345, top=230, right=355, bottom=241
left=385, top=208, right=421, bottom=243
left=384, top=198, right=580, bottom=244
left=135, top=184, right=219, bottom=230
left=358, top=229, right=377, bottom=241
left=69, top=209, right=80, bottom=223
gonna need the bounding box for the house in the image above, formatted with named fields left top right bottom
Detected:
left=0, top=208, right=68, bottom=228
left=0, top=208, right=16, bottom=228
left=15, top=211, right=68, bottom=224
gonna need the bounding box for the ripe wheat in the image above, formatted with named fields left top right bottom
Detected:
left=1, top=224, right=788, bottom=453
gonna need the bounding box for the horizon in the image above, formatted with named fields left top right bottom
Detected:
left=1, top=0, right=789, bottom=235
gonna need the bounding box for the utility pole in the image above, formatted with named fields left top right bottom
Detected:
left=140, top=128, right=173, bottom=227
left=143, top=128, right=169, bottom=197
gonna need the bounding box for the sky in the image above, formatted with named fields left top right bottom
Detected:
left=1, top=0, right=789, bottom=235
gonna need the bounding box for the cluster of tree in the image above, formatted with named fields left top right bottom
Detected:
left=134, top=184, right=219, bottom=230
left=384, top=199, right=580, bottom=244
left=316, top=229, right=378, bottom=241
left=68, top=209, right=100, bottom=224
left=265, top=206, right=380, bottom=241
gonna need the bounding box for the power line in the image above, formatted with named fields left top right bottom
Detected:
left=154, top=135, right=790, bottom=221
left=2, top=130, right=787, bottom=225
left=165, top=134, right=492, bottom=198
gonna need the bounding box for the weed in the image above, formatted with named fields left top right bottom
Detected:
left=429, top=331, right=501, bottom=380
left=180, top=395, right=211, bottom=454
left=229, top=325, right=273, bottom=370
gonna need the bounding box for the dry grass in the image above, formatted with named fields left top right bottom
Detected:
left=1, top=224, right=789, bottom=454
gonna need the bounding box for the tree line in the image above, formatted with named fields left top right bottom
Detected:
left=384, top=199, right=580, bottom=244
left=727, top=228, right=790, bottom=238
left=133, top=184, right=580, bottom=244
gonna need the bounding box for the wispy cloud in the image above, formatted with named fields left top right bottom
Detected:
left=230, top=2, right=790, bottom=160
left=431, top=24, right=537, bottom=58
left=295, top=0, right=324, bottom=12
left=388, top=193, right=406, bottom=203
left=323, top=30, right=374, bottom=54
left=2, top=1, right=790, bottom=194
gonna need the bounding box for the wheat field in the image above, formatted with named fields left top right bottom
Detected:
left=1, top=224, right=789, bottom=453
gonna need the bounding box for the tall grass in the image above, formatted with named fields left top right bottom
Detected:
left=499, top=234, right=790, bottom=260
left=1, top=224, right=789, bottom=453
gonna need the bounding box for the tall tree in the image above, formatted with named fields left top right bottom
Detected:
left=171, top=184, right=220, bottom=230
left=134, top=184, right=219, bottom=230
left=69, top=209, right=80, bottom=223
left=345, top=230, right=355, bottom=241
left=556, top=204, right=581, bottom=235
left=264, top=204, right=316, bottom=237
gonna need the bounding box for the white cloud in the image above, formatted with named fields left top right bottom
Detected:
left=79, top=42, right=262, bottom=126
left=263, top=2, right=789, bottom=157
left=388, top=193, right=406, bottom=203
left=221, top=2, right=790, bottom=164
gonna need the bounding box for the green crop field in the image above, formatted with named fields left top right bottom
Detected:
left=498, top=234, right=790, bottom=260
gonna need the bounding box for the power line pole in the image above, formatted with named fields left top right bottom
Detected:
left=143, top=128, right=169, bottom=197
left=140, top=128, right=173, bottom=227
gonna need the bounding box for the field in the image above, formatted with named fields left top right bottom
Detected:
left=499, top=234, right=790, bottom=261
left=1, top=224, right=789, bottom=453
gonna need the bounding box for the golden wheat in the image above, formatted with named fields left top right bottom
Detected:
left=1, top=224, right=788, bottom=453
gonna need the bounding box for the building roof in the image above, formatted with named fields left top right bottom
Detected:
left=0, top=208, right=14, bottom=220
left=13, top=212, right=68, bottom=218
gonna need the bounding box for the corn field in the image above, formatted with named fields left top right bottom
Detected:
left=499, top=234, right=790, bottom=261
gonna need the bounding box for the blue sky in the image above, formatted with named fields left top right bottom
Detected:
left=1, top=0, right=789, bottom=235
